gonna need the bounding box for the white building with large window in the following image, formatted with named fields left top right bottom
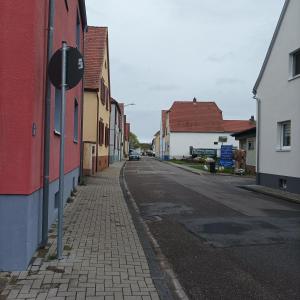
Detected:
left=253, top=0, right=300, bottom=194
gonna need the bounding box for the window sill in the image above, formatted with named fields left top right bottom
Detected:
left=288, top=74, right=300, bottom=81
left=276, top=147, right=291, bottom=152
left=54, top=130, right=61, bottom=136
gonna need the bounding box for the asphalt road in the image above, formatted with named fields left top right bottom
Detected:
left=124, top=157, right=300, bottom=300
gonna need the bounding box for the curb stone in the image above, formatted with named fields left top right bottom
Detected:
left=241, top=184, right=300, bottom=205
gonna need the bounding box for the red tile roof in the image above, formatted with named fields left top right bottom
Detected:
left=84, top=26, right=108, bottom=90
left=167, top=100, right=254, bottom=133
left=223, top=120, right=255, bottom=133
left=161, top=110, right=167, bottom=137
left=169, top=101, right=224, bottom=132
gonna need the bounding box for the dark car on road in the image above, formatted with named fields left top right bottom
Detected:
left=129, top=151, right=141, bottom=161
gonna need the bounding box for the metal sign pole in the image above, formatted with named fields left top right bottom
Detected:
left=57, top=41, right=68, bottom=259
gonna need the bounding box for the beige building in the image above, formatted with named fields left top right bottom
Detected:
left=83, top=26, right=111, bottom=175
left=232, top=127, right=256, bottom=174
left=153, top=131, right=160, bottom=157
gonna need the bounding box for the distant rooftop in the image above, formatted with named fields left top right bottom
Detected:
left=166, top=100, right=255, bottom=133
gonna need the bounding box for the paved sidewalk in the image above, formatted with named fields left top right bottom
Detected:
left=242, top=184, right=300, bottom=204
left=0, top=162, right=160, bottom=300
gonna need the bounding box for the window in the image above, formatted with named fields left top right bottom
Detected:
left=218, top=136, right=227, bottom=143
left=290, top=49, right=300, bottom=78
left=105, top=88, right=109, bottom=111
left=54, top=89, right=61, bottom=134
left=74, top=99, right=78, bottom=142
left=76, top=12, right=81, bottom=48
left=277, top=121, right=291, bottom=150
left=100, top=79, right=105, bottom=105
left=54, top=191, right=59, bottom=209
left=292, top=50, right=300, bottom=77
left=279, top=178, right=287, bottom=190
left=99, top=120, right=104, bottom=145
left=247, top=139, right=254, bottom=150
left=105, top=125, right=110, bottom=147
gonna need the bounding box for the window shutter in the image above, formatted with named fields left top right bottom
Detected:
left=105, top=87, right=109, bottom=110
left=99, top=121, right=105, bottom=146
left=100, top=79, right=105, bottom=105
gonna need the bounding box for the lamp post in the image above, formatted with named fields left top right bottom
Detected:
left=124, top=103, right=135, bottom=107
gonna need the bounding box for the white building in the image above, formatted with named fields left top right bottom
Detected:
left=253, top=0, right=300, bottom=194
left=109, top=98, right=122, bottom=163
left=161, top=99, right=255, bottom=159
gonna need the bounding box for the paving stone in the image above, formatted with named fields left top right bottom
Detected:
left=0, top=162, right=160, bottom=300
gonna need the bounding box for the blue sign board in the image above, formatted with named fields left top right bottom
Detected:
left=220, top=145, right=234, bottom=167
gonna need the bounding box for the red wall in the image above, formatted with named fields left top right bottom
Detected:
left=0, top=0, right=84, bottom=195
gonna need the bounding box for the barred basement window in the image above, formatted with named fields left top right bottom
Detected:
left=54, top=191, right=59, bottom=209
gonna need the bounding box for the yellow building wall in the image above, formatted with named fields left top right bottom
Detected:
left=83, top=91, right=97, bottom=142
left=98, top=46, right=110, bottom=158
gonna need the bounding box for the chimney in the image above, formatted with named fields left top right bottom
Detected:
left=193, top=97, right=197, bottom=103
left=249, top=115, right=255, bottom=124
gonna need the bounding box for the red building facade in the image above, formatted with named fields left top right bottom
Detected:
left=0, top=0, right=87, bottom=270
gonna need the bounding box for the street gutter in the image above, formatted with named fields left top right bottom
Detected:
left=120, top=162, right=189, bottom=300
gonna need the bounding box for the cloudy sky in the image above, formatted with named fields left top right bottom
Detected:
left=86, top=0, right=285, bottom=142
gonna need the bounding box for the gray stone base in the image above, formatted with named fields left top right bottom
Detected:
left=0, top=168, right=79, bottom=271
left=257, top=172, right=300, bottom=194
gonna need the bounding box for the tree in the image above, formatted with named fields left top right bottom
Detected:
left=129, top=132, right=140, bottom=149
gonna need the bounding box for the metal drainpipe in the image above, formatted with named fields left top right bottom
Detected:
left=41, top=0, right=55, bottom=247
left=79, top=27, right=86, bottom=183
left=253, top=94, right=261, bottom=185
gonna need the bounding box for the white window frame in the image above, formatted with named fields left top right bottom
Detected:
left=289, top=48, right=300, bottom=81
left=277, top=120, right=291, bottom=151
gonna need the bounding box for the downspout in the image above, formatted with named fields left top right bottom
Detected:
left=106, top=31, right=111, bottom=167
left=79, top=26, right=86, bottom=183
left=253, top=92, right=261, bottom=185
left=96, top=92, right=100, bottom=172
left=41, top=0, right=55, bottom=247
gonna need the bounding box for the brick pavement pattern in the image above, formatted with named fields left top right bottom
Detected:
left=0, top=162, right=160, bottom=300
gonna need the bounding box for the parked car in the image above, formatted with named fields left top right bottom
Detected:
left=129, top=151, right=141, bottom=161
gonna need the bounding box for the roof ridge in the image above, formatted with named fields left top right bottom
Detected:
left=253, top=0, right=290, bottom=93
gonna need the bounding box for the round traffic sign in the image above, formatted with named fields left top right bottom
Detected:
left=48, top=46, right=84, bottom=90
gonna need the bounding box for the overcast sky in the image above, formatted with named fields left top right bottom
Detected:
left=86, top=0, right=285, bottom=142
